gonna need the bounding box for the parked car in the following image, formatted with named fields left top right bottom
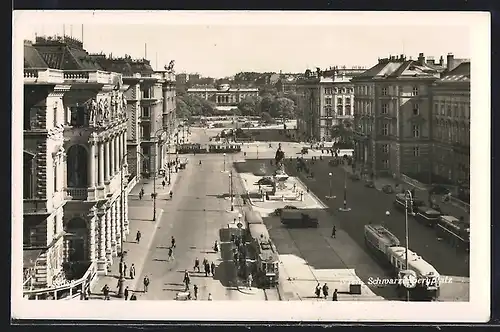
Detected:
left=364, top=180, right=375, bottom=188
left=274, top=205, right=299, bottom=216
left=301, top=147, right=309, bottom=154
left=429, top=185, right=451, bottom=195
left=382, top=185, right=394, bottom=194
left=257, top=177, right=274, bottom=186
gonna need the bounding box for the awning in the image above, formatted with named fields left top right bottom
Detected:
left=23, top=249, right=43, bottom=269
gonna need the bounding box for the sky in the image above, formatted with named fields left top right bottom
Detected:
left=14, top=11, right=480, bottom=78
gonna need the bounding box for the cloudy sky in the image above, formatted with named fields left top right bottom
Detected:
left=14, top=11, right=483, bottom=78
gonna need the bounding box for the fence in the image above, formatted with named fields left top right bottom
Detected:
left=23, top=262, right=97, bottom=300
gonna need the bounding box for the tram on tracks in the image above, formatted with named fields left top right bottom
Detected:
left=364, top=223, right=441, bottom=301
left=247, top=222, right=279, bottom=287
left=176, top=143, right=242, bottom=154
left=436, top=215, right=470, bottom=251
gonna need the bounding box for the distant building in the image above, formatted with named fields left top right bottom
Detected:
left=430, top=61, right=470, bottom=187
left=187, top=84, right=259, bottom=112
left=351, top=53, right=454, bottom=179
left=188, top=73, right=200, bottom=82
left=296, top=68, right=362, bottom=142
left=23, top=36, right=129, bottom=297
left=176, top=73, right=188, bottom=85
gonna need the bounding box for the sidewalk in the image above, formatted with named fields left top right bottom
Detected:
left=343, top=164, right=469, bottom=220
left=90, top=171, right=179, bottom=300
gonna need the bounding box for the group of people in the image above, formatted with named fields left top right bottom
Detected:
left=315, top=283, right=338, bottom=301
left=193, top=258, right=216, bottom=278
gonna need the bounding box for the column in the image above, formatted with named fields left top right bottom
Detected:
left=115, top=135, right=119, bottom=174
left=89, top=141, right=96, bottom=188
left=97, top=212, right=107, bottom=272
left=98, top=142, right=104, bottom=187
left=116, top=199, right=122, bottom=251
left=110, top=135, right=115, bottom=178
left=110, top=203, right=117, bottom=256
left=88, top=217, right=96, bottom=262
left=105, top=208, right=112, bottom=265
left=118, top=131, right=123, bottom=167
left=104, top=140, right=110, bottom=183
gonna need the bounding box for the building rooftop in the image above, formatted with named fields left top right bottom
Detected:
left=437, top=62, right=470, bottom=83
left=90, top=54, right=154, bottom=76
left=24, top=41, right=48, bottom=68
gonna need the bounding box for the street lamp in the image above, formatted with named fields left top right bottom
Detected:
left=152, top=128, right=169, bottom=222
left=229, top=171, right=234, bottom=212
left=325, top=172, right=336, bottom=199
left=403, top=189, right=414, bottom=302
left=339, top=159, right=351, bottom=212
left=118, top=151, right=146, bottom=298
left=222, top=153, right=227, bottom=173
left=256, top=144, right=259, bottom=160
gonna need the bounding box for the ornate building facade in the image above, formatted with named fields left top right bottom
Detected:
left=296, top=68, right=363, bottom=142
left=91, top=55, right=176, bottom=179
left=23, top=36, right=131, bottom=296
left=430, top=62, right=470, bottom=186
left=351, top=53, right=446, bottom=179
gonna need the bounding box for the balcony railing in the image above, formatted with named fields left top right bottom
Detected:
left=62, top=70, right=122, bottom=85
left=24, top=68, right=64, bottom=84
left=66, top=188, right=88, bottom=200
left=23, top=262, right=97, bottom=300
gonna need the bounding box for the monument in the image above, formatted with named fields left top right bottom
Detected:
left=273, top=143, right=289, bottom=194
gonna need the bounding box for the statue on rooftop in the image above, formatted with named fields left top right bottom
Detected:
left=88, top=98, right=97, bottom=124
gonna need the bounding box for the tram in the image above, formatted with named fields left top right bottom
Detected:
left=436, top=215, right=470, bottom=251
left=247, top=223, right=279, bottom=287
left=414, top=206, right=441, bottom=227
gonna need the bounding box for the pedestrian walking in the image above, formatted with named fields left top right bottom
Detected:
left=210, top=262, right=216, bottom=276
left=136, top=230, right=142, bottom=244
left=204, top=262, right=210, bottom=277
left=208, top=293, right=213, bottom=301
left=124, top=286, right=129, bottom=300
left=332, top=289, right=338, bottom=301
left=123, top=262, right=127, bottom=277
left=171, top=236, right=176, bottom=248
left=193, top=284, right=198, bottom=300
left=247, top=273, right=253, bottom=290
left=322, top=283, right=329, bottom=299
left=129, top=263, right=136, bottom=279
left=331, top=225, right=336, bottom=238
left=315, top=283, right=321, bottom=298
left=143, top=276, right=150, bottom=292
left=138, top=191, right=143, bottom=200
left=162, top=180, right=166, bottom=189
left=102, top=284, right=110, bottom=300
left=194, top=258, right=200, bottom=272
left=168, top=247, right=174, bottom=261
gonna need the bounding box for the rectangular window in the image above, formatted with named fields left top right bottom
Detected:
left=412, top=125, right=420, bottom=138
left=23, top=154, right=35, bottom=199
left=142, top=88, right=153, bottom=99
left=440, top=105, right=445, bottom=115
left=412, top=86, right=419, bottom=96
left=413, top=103, right=419, bottom=116
left=337, top=97, right=343, bottom=104
left=381, top=103, right=388, bottom=114
left=381, top=87, right=387, bottom=96
left=53, top=165, right=57, bottom=193
left=382, top=159, right=389, bottom=169
left=345, top=97, right=351, bottom=105
left=413, top=147, right=420, bottom=157
left=453, top=105, right=459, bottom=118
left=446, top=106, right=452, bottom=116
left=382, top=123, right=389, bottom=136
left=381, top=144, right=389, bottom=154
left=53, top=104, right=57, bottom=128
left=345, top=105, right=351, bottom=116
left=141, top=124, right=151, bottom=139
left=337, top=105, right=343, bottom=116
left=142, top=107, right=150, bottom=117
left=325, top=97, right=332, bottom=105
left=434, top=104, right=439, bottom=115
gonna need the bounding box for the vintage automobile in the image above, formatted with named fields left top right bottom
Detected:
left=349, top=173, right=361, bottom=181
left=257, top=177, right=274, bottom=186
left=382, top=185, right=394, bottom=194
left=364, top=180, right=375, bottom=188
left=280, top=210, right=319, bottom=228
left=273, top=205, right=299, bottom=216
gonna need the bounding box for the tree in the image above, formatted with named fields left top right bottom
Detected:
left=331, top=119, right=354, bottom=144
left=261, top=112, right=275, bottom=124
left=175, top=97, right=191, bottom=119
left=237, top=96, right=261, bottom=116
left=259, top=85, right=278, bottom=97
left=270, top=97, right=295, bottom=119
left=259, top=95, right=274, bottom=114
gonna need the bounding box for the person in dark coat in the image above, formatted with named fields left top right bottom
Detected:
left=136, top=230, right=142, bottom=244
left=204, top=262, right=210, bottom=277
left=322, top=283, right=329, bottom=299
left=129, top=263, right=136, bottom=279
left=102, top=284, right=110, bottom=300
left=332, top=289, right=338, bottom=301
left=143, top=276, right=150, bottom=292
left=331, top=225, right=336, bottom=238
left=124, top=286, right=129, bottom=300
left=315, top=283, right=321, bottom=298
left=210, top=262, right=216, bottom=276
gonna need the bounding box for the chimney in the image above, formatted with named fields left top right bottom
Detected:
left=446, top=53, right=454, bottom=71
left=439, top=55, right=444, bottom=66
left=418, top=53, right=425, bottom=65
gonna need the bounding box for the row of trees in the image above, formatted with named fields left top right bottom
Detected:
left=237, top=93, right=299, bottom=119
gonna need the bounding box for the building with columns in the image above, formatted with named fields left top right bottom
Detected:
left=430, top=61, right=470, bottom=187
left=91, top=55, right=177, bottom=179
left=187, top=83, right=259, bottom=111
left=23, top=36, right=131, bottom=296
left=296, top=68, right=363, bottom=142
left=351, top=53, right=447, bottom=179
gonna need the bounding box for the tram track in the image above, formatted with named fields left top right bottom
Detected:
left=263, top=287, right=282, bottom=301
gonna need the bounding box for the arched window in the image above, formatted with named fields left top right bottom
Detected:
left=65, top=217, right=88, bottom=262
left=66, top=145, right=88, bottom=188
left=23, top=152, right=36, bottom=199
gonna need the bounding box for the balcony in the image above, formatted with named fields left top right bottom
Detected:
left=66, top=188, right=88, bottom=200
left=24, top=68, right=64, bottom=85
left=62, top=70, right=122, bottom=86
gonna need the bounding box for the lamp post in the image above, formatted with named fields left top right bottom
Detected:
left=339, top=159, right=351, bottom=212
left=256, top=144, right=259, bottom=160
left=325, top=172, right=335, bottom=199
left=152, top=128, right=169, bottom=222
left=222, top=153, right=227, bottom=173
left=118, top=151, right=146, bottom=298
left=229, top=171, right=234, bottom=211
left=404, top=189, right=413, bottom=302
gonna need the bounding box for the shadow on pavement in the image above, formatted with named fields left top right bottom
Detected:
left=212, top=260, right=236, bottom=288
